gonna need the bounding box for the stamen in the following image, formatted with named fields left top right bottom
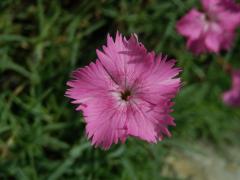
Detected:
left=121, top=89, right=131, bottom=101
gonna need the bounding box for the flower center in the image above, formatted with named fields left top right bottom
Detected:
left=121, top=89, right=131, bottom=101
left=204, top=12, right=217, bottom=23
left=205, top=13, right=212, bottom=21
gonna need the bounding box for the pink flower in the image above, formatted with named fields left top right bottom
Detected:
left=66, top=32, right=181, bottom=149
left=176, top=0, right=240, bottom=54
left=222, top=70, right=240, bottom=107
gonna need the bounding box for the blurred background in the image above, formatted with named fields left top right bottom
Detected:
left=0, top=0, right=240, bottom=179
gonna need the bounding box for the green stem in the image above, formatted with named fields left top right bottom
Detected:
left=216, top=56, right=233, bottom=74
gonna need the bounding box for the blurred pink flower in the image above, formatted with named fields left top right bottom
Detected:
left=66, top=32, right=181, bottom=149
left=176, top=0, right=240, bottom=54
left=223, top=70, right=240, bottom=107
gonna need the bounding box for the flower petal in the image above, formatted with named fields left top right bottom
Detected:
left=176, top=9, right=205, bottom=39
left=96, top=33, right=149, bottom=88
left=66, top=61, right=117, bottom=108
left=204, top=25, right=222, bottom=53
left=85, top=99, right=128, bottom=149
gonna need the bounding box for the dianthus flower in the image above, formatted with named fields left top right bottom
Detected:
left=177, top=0, right=240, bottom=54
left=66, top=32, right=181, bottom=149
left=223, top=70, right=240, bottom=107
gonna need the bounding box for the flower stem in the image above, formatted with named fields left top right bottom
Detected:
left=216, top=56, right=233, bottom=74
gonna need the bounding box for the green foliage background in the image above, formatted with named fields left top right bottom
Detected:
left=0, top=0, right=240, bottom=179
